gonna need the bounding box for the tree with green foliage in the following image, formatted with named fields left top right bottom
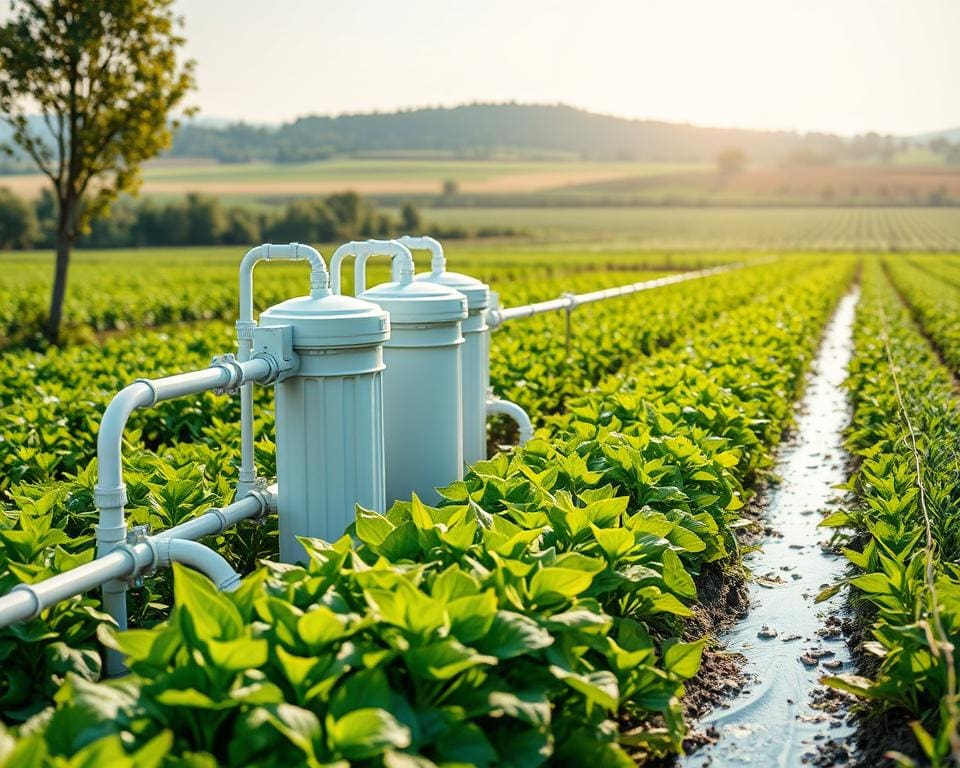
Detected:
left=0, top=187, right=37, bottom=249
left=0, top=0, right=195, bottom=343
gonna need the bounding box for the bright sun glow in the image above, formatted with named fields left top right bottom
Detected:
left=176, top=0, right=958, bottom=135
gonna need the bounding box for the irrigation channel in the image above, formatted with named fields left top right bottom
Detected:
left=682, top=288, right=860, bottom=767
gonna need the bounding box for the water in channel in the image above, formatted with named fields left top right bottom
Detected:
left=681, top=288, right=860, bottom=767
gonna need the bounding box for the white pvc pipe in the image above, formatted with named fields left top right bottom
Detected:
left=0, top=544, right=152, bottom=625
left=329, top=239, right=416, bottom=295
left=156, top=539, right=242, bottom=592
left=159, top=488, right=273, bottom=542
left=237, top=243, right=329, bottom=497
left=95, top=359, right=272, bottom=542
left=93, top=357, right=272, bottom=675
left=486, top=396, right=534, bottom=447
left=396, top=235, right=445, bottom=276
left=486, top=262, right=745, bottom=329
left=0, top=488, right=271, bottom=628
left=0, top=486, right=276, bottom=633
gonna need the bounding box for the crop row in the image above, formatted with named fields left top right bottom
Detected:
left=491, top=256, right=824, bottom=418
left=0, top=257, right=814, bottom=494
left=885, top=255, right=960, bottom=374
left=0, top=247, right=738, bottom=348
left=0, top=257, right=854, bottom=765
left=823, top=259, right=960, bottom=766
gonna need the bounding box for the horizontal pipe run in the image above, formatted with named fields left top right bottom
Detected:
left=160, top=487, right=274, bottom=541
left=95, top=357, right=273, bottom=525
left=0, top=486, right=278, bottom=627
left=0, top=542, right=153, bottom=625
left=487, top=262, right=745, bottom=328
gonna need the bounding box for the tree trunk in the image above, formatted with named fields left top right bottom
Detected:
left=46, top=226, right=71, bottom=345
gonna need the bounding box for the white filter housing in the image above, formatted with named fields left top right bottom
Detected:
left=414, top=271, right=490, bottom=466
left=398, top=236, right=491, bottom=466
left=258, top=292, right=389, bottom=562
left=359, top=279, right=468, bottom=505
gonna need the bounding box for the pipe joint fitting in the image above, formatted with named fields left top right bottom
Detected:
left=155, top=536, right=173, bottom=569
left=249, top=352, right=281, bottom=386
left=131, top=378, right=160, bottom=408
left=210, top=507, right=230, bottom=534
left=94, top=484, right=127, bottom=511
left=210, top=354, right=245, bottom=394
left=236, top=319, right=257, bottom=341
left=241, top=485, right=273, bottom=517
left=9, top=585, right=41, bottom=621
left=122, top=526, right=157, bottom=586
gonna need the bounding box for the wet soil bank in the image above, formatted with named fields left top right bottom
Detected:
left=679, top=288, right=861, bottom=767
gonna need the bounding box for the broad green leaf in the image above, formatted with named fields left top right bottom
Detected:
left=404, top=639, right=497, bottom=680
left=662, top=638, right=705, bottom=679
left=474, top=611, right=554, bottom=659
left=529, top=567, right=594, bottom=603
left=328, top=708, right=411, bottom=759
left=661, top=548, right=697, bottom=600
left=549, top=666, right=618, bottom=710
left=172, top=563, right=243, bottom=641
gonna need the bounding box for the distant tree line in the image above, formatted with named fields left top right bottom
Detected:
left=0, top=190, right=522, bottom=250
left=163, top=104, right=923, bottom=166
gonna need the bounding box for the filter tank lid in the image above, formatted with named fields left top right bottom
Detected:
left=415, top=270, right=490, bottom=311
left=360, top=280, right=468, bottom=324
left=259, top=292, right=389, bottom=348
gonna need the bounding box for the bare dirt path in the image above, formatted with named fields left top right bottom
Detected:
left=681, top=287, right=860, bottom=767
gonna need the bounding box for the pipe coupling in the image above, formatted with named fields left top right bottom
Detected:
left=94, top=484, right=128, bottom=510
left=9, top=584, right=42, bottom=621
left=132, top=378, right=161, bottom=407
left=236, top=319, right=257, bottom=341
left=211, top=354, right=245, bottom=394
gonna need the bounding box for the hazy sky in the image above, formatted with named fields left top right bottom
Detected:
left=178, top=0, right=957, bottom=135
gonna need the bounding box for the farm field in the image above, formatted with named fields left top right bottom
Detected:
left=0, top=159, right=706, bottom=200
left=420, top=206, right=960, bottom=251
left=0, top=245, right=740, bottom=347
left=2, top=157, right=959, bottom=206
left=0, top=246, right=958, bottom=766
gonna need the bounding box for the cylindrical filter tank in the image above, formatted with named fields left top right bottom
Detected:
left=258, top=290, right=389, bottom=562
left=399, top=236, right=491, bottom=466
left=331, top=240, right=468, bottom=506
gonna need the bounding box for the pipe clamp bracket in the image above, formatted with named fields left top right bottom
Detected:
left=211, top=354, right=244, bottom=394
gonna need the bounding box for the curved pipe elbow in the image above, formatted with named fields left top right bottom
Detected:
left=158, top=539, right=242, bottom=592
left=239, top=242, right=330, bottom=325
left=330, top=239, right=415, bottom=295
left=397, top=235, right=445, bottom=276
left=486, top=396, right=534, bottom=446
left=95, top=381, right=153, bottom=503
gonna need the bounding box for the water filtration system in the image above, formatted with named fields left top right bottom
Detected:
left=258, top=275, right=390, bottom=562
left=0, top=236, right=745, bottom=671
left=329, top=240, right=469, bottom=505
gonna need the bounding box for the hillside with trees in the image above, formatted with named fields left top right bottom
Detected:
left=167, top=103, right=925, bottom=165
